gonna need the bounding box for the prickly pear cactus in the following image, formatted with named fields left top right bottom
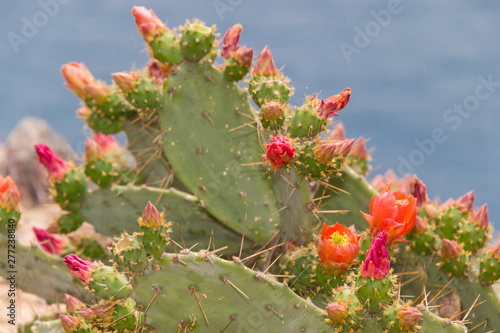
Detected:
left=1, top=6, right=498, bottom=333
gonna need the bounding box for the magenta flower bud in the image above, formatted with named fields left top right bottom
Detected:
left=327, top=122, right=346, bottom=141
left=264, top=136, right=295, bottom=170
left=78, top=308, right=97, bottom=322
left=397, top=305, right=423, bottom=330
left=441, top=239, right=461, bottom=261
left=361, top=231, right=390, bottom=279
left=60, top=315, right=81, bottom=333
left=455, top=190, right=474, bottom=213
left=93, top=133, right=120, bottom=151
left=222, top=24, right=242, bottom=59
left=314, top=88, right=351, bottom=119
left=409, top=176, right=428, bottom=207
left=112, top=72, right=139, bottom=95
left=470, top=204, right=489, bottom=228
left=64, top=254, right=99, bottom=286
left=349, top=137, right=369, bottom=160
left=261, top=102, right=284, bottom=122
left=131, top=6, right=167, bottom=43
left=326, top=302, right=348, bottom=323
left=234, top=45, right=253, bottom=67
left=76, top=106, right=92, bottom=121
left=313, top=139, right=355, bottom=163
left=33, top=227, right=69, bottom=255
left=34, top=144, right=70, bottom=182
left=253, top=46, right=278, bottom=76
left=140, top=201, right=164, bottom=228
left=64, top=294, right=86, bottom=313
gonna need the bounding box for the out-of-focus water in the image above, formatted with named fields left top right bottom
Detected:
left=1, top=1, right=499, bottom=226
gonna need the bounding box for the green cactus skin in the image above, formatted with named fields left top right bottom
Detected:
left=132, top=251, right=331, bottom=332
left=54, top=167, right=87, bottom=212
left=84, top=94, right=131, bottom=135
left=439, top=206, right=466, bottom=239
left=479, top=252, right=500, bottom=286
left=85, top=159, right=115, bottom=188
left=125, top=75, right=164, bottom=113
left=180, top=23, right=215, bottom=61
left=112, top=233, right=148, bottom=272
left=150, top=30, right=183, bottom=65
left=0, top=208, right=20, bottom=234
left=288, top=104, right=325, bottom=138
left=88, top=264, right=131, bottom=300
left=160, top=60, right=279, bottom=244
left=78, top=184, right=250, bottom=253
left=29, top=319, right=64, bottom=333
left=140, top=224, right=169, bottom=259
left=248, top=74, right=291, bottom=108
left=0, top=235, right=94, bottom=303
left=356, top=275, right=394, bottom=313
left=54, top=212, right=83, bottom=234
left=224, top=57, right=250, bottom=81
left=457, top=220, right=489, bottom=254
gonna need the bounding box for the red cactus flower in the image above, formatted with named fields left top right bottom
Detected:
left=33, top=227, right=69, bottom=255
left=361, top=231, right=390, bottom=279
left=61, top=63, right=110, bottom=103
left=64, top=294, right=86, bottom=313
left=131, top=6, right=166, bottom=43
left=264, top=136, right=295, bottom=170
left=314, top=88, right=351, bottom=119
left=34, top=144, right=70, bottom=183
left=470, top=204, right=489, bottom=228
left=397, top=305, right=423, bottom=330
left=318, top=223, right=360, bottom=275
left=222, top=24, right=242, bottom=59
left=140, top=201, right=164, bottom=228
left=313, top=139, right=355, bottom=163
left=64, top=254, right=99, bottom=286
left=326, top=302, right=348, bottom=323
left=440, top=239, right=461, bottom=261
left=254, top=46, right=278, bottom=76
left=0, top=176, right=20, bottom=211
left=361, top=184, right=417, bottom=244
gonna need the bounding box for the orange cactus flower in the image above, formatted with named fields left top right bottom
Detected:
left=318, top=223, right=360, bottom=275
left=0, top=176, right=20, bottom=211
left=361, top=184, right=417, bottom=244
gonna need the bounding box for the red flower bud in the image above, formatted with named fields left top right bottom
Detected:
left=361, top=185, right=417, bottom=244
left=33, top=227, right=69, bottom=255
left=253, top=46, right=278, bottom=76
left=314, top=88, right=351, bottom=119
left=64, top=254, right=99, bottom=286
left=361, top=231, right=390, bottom=279
left=264, top=136, right=295, bottom=170
left=34, top=144, right=70, bottom=183
left=318, top=223, right=360, bottom=275
left=0, top=176, right=20, bottom=211
left=440, top=239, right=461, bottom=260
left=132, top=6, right=167, bottom=43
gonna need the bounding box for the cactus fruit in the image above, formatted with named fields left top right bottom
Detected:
left=1, top=6, right=499, bottom=332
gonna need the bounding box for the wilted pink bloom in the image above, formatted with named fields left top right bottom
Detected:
left=360, top=231, right=390, bottom=279
left=34, top=144, right=70, bottom=182
left=315, top=88, right=351, bottom=119
left=441, top=239, right=461, bottom=261
left=77, top=308, right=97, bottom=322
left=33, top=227, right=68, bottom=255
left=222, top=24, right=242, bottom=59
left=313, top=139, right=355, bottom=163
left=253, top=46, right=278, bottom=76
left=409, top=176, right=428, bottom=207
left=64, top=254, right=99, bottom=286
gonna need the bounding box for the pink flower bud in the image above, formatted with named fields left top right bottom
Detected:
left=327, top=122, right=346, bottom=141
left=222, top=24, right=242, bottom=59
left=90, top=304, right=112, bottom=322
left=131, top=6, right=167, bottom=43
left=33, top=227, right=69, bottom=255
left=253, top=46, right=278, bottom=76
left=397, top=305, right=422, bottom=330
left=470, top=204, right=489, bottom=228
left=61, top=63, right=109, bottom=103
left=314, top=88, right=351, bottom=119
left=313, top=139, right=355, bottom=163
left=409, top=176, right=428, bottom=207
left=264, top=136, right=295, bottom=170
left=490, top=243, right=500, bottom=260
left=441, top=239, right=461, bottom=261
left=413, top=216, right=428, bottom=236
left=76, top=106, right=92, bottom=121
left=112, top=72, right=139, bottom=95
left=234, top=45, right=253, bottom=67
left=77, top=308, right=97, bottom=322
left=361, top=231, right=390, bottom=279
left=34, top=144, right=70, bottom=182
left=424, top=204, right=439, bottom=219
left=60, top=315, right=81, bottom=333
left=93, top=133, right=120, bottom=151
left=261, top=102, right=283, bottom=122
left=84, top=138, right=102, bottom=163
left=64, top=294, right=86, bottom=313
left=349, top=137, right=369, bottom=160
left=326, top=302, right=348, bottom=323
left=140, top=201, right=164, bottom=228
left=64, top=254, right=99, bottom=286
left=0, top=176, right=20, bottom=211
left=455, top=190, right=474, bottom=213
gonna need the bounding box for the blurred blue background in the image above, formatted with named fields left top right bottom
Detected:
left=1, top=1, right=499, bottom=226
